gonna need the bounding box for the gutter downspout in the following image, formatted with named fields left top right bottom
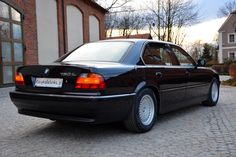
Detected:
left=62, top=0, right=67, bottom=54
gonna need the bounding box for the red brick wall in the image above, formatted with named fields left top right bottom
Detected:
left=57, top=0, right=66, bottom=57
left=3, top=0, right=106, bottom=65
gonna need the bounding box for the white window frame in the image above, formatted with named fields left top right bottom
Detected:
left=228, top=51, right=236, bottom=60
left=228, top=33, right=236, bottom=44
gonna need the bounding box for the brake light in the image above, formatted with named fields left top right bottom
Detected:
left=76, top=73, right=106, bottom=90
left=15, top=73, right=25, bottom=85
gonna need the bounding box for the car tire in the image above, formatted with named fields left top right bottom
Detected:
left=124, top=88, right=157, bottom=133
left=203, top=78, right=220, bottom=106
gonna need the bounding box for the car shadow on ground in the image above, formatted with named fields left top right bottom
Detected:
left=22, top=103, right=206, bottom=139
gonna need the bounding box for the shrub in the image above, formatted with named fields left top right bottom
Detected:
left=222, top=79, right=236, bottom=86
left=224, top=59, right=236, bottom=65
left=229, top=63, right=236, bottom=80
left=212, top=64, right=229, bottom=75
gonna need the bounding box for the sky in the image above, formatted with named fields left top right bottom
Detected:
left=125, top=0, right=231, bottom=44
left=184, top=17, right=226, bottom=44
left=130, top=0, right=230, bottom=21
left=181, top=0, right=229, bottom=44
left=196, top=0, right=230, bottom=21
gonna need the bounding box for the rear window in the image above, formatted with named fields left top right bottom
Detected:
left=62, top=41, right=133, bottom=62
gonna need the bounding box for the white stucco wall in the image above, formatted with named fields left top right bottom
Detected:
left=89, top=15, right=100, bottom=42
left=36, top=0, right=59, bottom=65
left=218, top=32, right=223, bottom=63
left=67, top=5, right=83, bottom=52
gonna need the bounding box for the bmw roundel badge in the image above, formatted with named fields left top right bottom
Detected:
left=44, top=68, right=50, bottom=75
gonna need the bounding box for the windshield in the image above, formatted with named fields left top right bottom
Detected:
left=62, top=41, right=133, bottom=62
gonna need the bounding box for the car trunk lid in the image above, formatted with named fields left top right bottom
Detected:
left=17, top=64, right=94, bottom=94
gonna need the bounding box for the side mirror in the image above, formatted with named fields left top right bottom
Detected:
left=197, top=58, right=206, bottom=67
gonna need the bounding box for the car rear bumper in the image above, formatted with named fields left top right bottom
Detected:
left=10, top=91, right=135, bottom=124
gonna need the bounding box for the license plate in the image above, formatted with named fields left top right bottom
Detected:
left=34, top=78, right=63, bottom=88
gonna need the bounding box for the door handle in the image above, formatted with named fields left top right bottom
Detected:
left=155, top=72, right=162, bottom=77
left=185, top=71, right=190, bottom=76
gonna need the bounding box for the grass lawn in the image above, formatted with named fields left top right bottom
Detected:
left=222, top=79, right=236, bottom=86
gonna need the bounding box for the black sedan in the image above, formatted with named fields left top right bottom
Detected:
left=10, top=39, right=220, bottom=133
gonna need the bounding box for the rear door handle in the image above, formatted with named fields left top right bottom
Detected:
left=155, top=72, right=162, bottom=77
left=185, top=71, right=190, bottom=75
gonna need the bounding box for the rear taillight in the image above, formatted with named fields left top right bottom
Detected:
left=15, top=72, right=25, bottom=85
left=75, top=73, right=106, bottom=90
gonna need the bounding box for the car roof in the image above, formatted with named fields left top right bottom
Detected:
left=98, top=39, right=179, bottom=47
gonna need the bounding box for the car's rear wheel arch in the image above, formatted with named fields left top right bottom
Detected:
left=124, top=87, right=158, bottom=132
left=135, top=84, right=160, bottom=111
left=134, top=82, right=160, bottom=114
left=145, top=86, right=160, bottom=114
left=203, top=77, right=220, bottom=106
left=213, top=74, right=220, bottom=84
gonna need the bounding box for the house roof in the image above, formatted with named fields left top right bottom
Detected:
left=107, top=33, right=153, bottom=40
left=231, top=10, right=236, bottom=14
left=219, top=10, right=236, bottom=32
left=86, top=0, right=108, bottom=13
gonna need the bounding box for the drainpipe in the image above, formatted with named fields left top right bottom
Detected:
left=61, top=0, right=67, bottom=54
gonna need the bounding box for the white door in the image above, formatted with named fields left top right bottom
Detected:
left=89, top=15, right=100, bottom=42
left=36, top=0, right=59, bottom=65
left=67, top=5, right=83, bottom=52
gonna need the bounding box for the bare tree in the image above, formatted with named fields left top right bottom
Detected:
left=94, top=0, right=133, bottom=37
left=116, top=9, right=136, bottom=36
left=131, top=13, right=147, bottom=34
left=105, top=13, right=119, bottom=37
left=105, top=8, right=148, bottom=37
left=144, top=12, right=155, bottom=35
left=218, top=0, right=236, bottom=17
left=147, top=0, right=198, bottom=44
left=187, top=40, right=203, bottom=61
left=94, top=0, right=132, bottom=11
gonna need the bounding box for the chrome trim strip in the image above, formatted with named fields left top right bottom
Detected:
left=160, top=83, right=209, bottom=93
left=13, top=91, right=136, bottom=99
left=135, top=65, right=196, bottom=69
left=161, top=86, right=186, bottom=93
left=64, top=92, right=101, bottom=96
left=187, top=83, right=210, bottom=89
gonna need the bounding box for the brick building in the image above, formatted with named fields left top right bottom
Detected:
left=0, top=0, right=107, bottom=86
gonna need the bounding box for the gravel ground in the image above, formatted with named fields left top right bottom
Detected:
left=0, top=86, right=236, bottom=157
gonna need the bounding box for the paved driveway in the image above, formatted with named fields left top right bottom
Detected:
left=0, top=86, right=236, bottom=157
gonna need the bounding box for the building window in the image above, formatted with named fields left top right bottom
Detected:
left=0, top=1, right=23, bottom=85
left=228, top=52, right=236, bottom=60
left=0, top=1, right=9, bottom=18
left=228, top=34, right=236, bottom=43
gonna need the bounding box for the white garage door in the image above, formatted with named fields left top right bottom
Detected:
left=67, top=5, right=83, bottom=52
left=89, top=15, right=100, bottom=42
left=36, top=0, right=59, bottom=64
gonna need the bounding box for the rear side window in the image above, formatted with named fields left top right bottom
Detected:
left=171, top=46, right=195, bottom=66
left=62, top=41, right=133, bottom=62
left=142, top=43, right=173, bottom=66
